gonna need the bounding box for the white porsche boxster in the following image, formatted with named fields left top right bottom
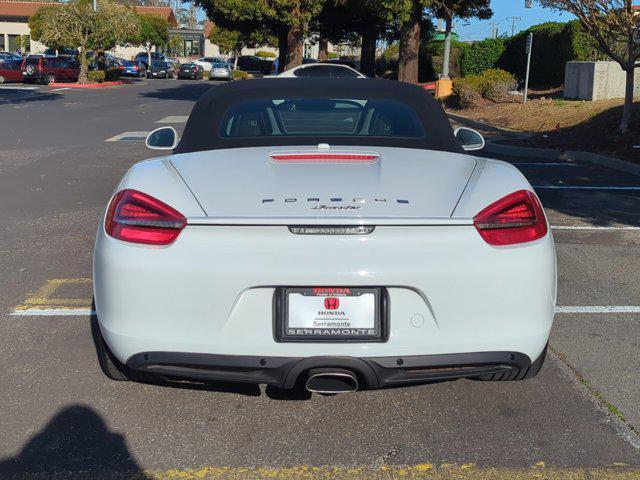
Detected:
left=93, top=78, right=556, bottom=394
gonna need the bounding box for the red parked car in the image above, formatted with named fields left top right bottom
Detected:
left=0, top=59, right=24, bottom=83
left=21, top=55, right=79, bottom=84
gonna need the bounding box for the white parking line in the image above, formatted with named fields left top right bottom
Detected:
left=105, top=131, right=150, bottom=142
left=556, top=306, right=640, bottom=314
left=10, top=308, right=95, bottom=316
left=0, top=85, right=39, bottom=91
left=50, top=87, right=70, bottom=92
left=155, top=115, right=188, bottom=123
left=514, top=162, right=578, bottom=167
left=534, top=185, right=640, bottom=191
left=552, top=225, right=640, bottom=231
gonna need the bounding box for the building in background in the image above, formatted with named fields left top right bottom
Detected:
left=1, top=2, right=357, bottom=63
left=0, top=1, right=177, bottom=59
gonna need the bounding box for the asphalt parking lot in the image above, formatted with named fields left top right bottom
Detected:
left=0, top=79, right=639, bottom=479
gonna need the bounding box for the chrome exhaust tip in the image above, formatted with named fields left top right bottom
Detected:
left=305, top=368, right=359, bottom=394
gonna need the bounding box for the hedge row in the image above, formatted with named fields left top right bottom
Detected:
left=452, top=69, right=518, bottom=107
left=497, top=21, right=601, bottom=86
left=377, top=19, right=603, bottom=87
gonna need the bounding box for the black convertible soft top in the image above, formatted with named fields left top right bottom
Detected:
left=174, top=78, right=463, bottom=154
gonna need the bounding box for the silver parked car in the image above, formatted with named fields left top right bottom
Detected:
left=209, top=61, right=232, bottom=81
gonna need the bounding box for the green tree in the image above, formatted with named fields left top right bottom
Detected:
left=134, top=13, right=170, bottom=66
left=394, top=0, right=429, bottom=84
left=538, top=0, right=640, bottom=133
left=167, top=34, right=184, bottom=57
left=196, top=0, right=325, bottom=73
left=29, top=0, right=139, bottom=83
left=432, top=0, right=492, bottom=79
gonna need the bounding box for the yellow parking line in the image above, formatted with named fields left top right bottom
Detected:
left=3, top=465, right=640, bottom=480
left=143, top=465, right=640, bottom=480
left=14, top=278, right=92, bottom=311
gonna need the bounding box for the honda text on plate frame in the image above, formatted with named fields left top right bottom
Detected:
left=93, top=78, right=555, bottom=393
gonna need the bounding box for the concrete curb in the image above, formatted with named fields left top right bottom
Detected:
left=446, top=112, right=528, bottom=138
left=448, top=112, right=640, bottom=178
left=562, top=150, right=640, bottom=178
left=48, top=81, right=125, bottom=89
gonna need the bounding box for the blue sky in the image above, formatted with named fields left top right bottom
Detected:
left=453, top=0, right=576, bottom=41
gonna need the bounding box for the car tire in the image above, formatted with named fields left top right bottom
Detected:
left=91, top=313, right=162, bottom=384
left=475, top=343, right=547, bottom=381
left=91, top=314, right=129, bottom=381
left=46, top=73, right=55, bottom=85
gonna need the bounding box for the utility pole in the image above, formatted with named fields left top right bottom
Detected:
left=507, top=16, right=521, bottom=37
left=489, top=22, right=499, bottom=39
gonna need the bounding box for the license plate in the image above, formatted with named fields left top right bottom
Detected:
left=275, top=287, right=386, bottom=342
left=152, top=73, right=158, bottom=76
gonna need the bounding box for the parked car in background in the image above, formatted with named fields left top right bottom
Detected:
left=0, top=59, right=23, bottom=83
left=228, top=55, right=271, bottom=75
left=321, top=57, right=361, bottom=71
left=165, top=57, right=181, bottom=71
left=270, top=57, right=316, bottom=74
left=208, top=61, right=232, bottom=81
left=119, top=60, right=146, bottom=78
left=135, top=52, right=167, bottom=68
left=193, top=57, right=223, bottom=71
left=43, top=48, right=79, bottom=58
left=278, top=63, right=365, bottom=79
left=21, top=55, right=79, bottom=84
left=147, top=61, right=175, bottom=79
left=0, top=51, right=22, bottom=62
left=177, top=63, right=203, bottom=80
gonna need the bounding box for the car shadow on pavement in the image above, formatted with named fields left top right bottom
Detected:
left=0, top=90, right=63, bottom=106
left=138, top=82, right=215, bottom=102
left=0, top=405, right=151, bottom=479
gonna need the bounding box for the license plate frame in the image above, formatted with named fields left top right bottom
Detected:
left=274, top=287, right=389, bottom=343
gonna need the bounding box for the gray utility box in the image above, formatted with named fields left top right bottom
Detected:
left=564, top=61, right=639, bottom=101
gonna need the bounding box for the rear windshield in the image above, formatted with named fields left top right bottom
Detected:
left=212, top=62, right=228, bottom=68
left=124, top=61, right=136, bottom=66
left=25, top=57, right=40, bottom=64
left=220, top=98, right=425, bottom=139
left=151, top=62, right=167, bottom=67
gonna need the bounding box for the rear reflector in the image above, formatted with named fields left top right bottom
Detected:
left=270, top=152, right=379, bottom=164
left=105, top=189, right=186, bottom=245
left=473, top=190, right=547, bottom=246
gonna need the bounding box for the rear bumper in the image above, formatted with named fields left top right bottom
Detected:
left=126, top=351, right=532, bottom=389
left=210, top=72, right=231, bottom=79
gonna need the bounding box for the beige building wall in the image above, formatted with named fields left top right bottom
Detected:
left=202, top=40, right=278, bottom=59
left=0, top=20, right=46, bottom=54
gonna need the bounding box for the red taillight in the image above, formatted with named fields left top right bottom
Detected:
left=105, top=189, right=186, bottom=245
left=119, top=65, right=125, bottom=70
left=473, top=190, right=547, bottom=246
